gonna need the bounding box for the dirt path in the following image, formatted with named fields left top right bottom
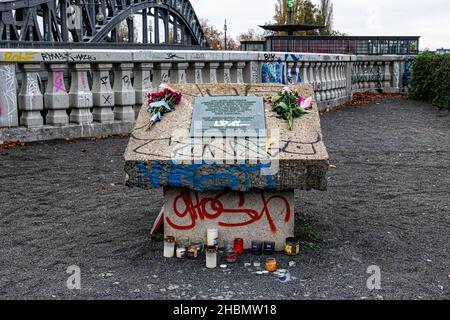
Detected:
left=0, top=97, right=449, bottom=300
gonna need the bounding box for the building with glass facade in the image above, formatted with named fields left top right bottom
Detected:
left=241, top=36, right=420, bottom=55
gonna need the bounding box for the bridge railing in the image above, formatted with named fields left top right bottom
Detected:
left=0, top=49, right=411, bottom=141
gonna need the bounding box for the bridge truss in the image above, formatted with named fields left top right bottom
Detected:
left=0, top=0, right=208, bottom=49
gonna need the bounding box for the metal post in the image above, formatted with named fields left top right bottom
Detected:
left=142, top=8, right=148, bottom=44
left=154, top=7, right=160, bottom=44
left=224, top=19, right=228, bottom=50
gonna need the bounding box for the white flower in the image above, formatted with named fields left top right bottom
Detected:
left=282, top=86, right=292, bottom=95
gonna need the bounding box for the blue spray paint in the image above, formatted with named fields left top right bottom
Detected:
left=137, top=161, right=276, bottom=192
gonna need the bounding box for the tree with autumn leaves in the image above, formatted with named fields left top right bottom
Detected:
left=274, top=0, right=339, bottom=35
left=201, top=0, right=343, bottom=50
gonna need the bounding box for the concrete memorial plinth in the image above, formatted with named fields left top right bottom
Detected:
left=124, top=84, right=329, bottom=250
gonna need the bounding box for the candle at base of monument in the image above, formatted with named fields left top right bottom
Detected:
left=264, top=241, right=275, bottom=255
left=284, top=237, right=300, bottom=256
left=207, top=228, right=219, bottom=248
left=176, top=247, right=186, bottom=259
left=265, top=258, right=278, bottom=273
left=163, top=236, right=175, bottom=258
left=251, top=241, right=263, bottom=255
left=225, top=250, right=238, bottom=263
left=206, top=246, right=217, bottom=269
left=233, top=238, right=244, bottom=255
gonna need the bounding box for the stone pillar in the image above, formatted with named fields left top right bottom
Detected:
left=174, top=62, right=188, bottom=84
left=44, top=64, right=69, bottom=126
left=0, top=64, right=19, bottom=128
left=345, top=61, right=353, bottom=98
left=164, top=187, right=295, bottom=251
left=207, top=62, right=219, bottom=84
left=18, top=64, right=44, bottom=127
left=369, top=61, right=376, bottom=90
left=318, top=63, right=327, bottom=102
left=246, top=60, right=259, bottom=84
left=113, top=63, right=135, bottom=122
left=392, top=61, right=401, bottom=91
left=134, top=63, right=153, bottom=105
left=339, top=62, right=345, bottom=95
left=218, top=62, right=232, bottom=83
left=358, top=62, right=364, bottom=90
left=68, top=64, right=93, bottom=124
left=301, top=62, right=309, bottom=84
left=294, top=62, right=301, bottom=83
left=339, top=62, right=345, bottom=97
left=154, top=63, right=172, bottom=86
left=92, top=63, right=114, bottom=123
left=383, top=61, right=391, bottom=89
left=330, top=62, right=337, bottom=98
left=235, top=62, right=246, bottom=83
left=310, top=63, right=320, bottom=103
left=286, top=62, right=295, bottom=84
left=324, top=63, right=332, bottom=100
left=191, top=62, right=204, bottom=84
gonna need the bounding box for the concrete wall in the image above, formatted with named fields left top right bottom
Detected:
left=0, top=49, right=412, bottom=143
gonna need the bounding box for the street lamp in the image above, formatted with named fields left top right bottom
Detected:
left=224, top=19, right=228, bottom=50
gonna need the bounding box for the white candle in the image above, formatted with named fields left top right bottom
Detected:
left=206, top=246, right=217, bottom=269
left=164, top=236, right=175, bottom=258
left=207, top=229, right=219, bottom=247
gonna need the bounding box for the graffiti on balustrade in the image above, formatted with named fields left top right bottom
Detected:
left=166, top=189, right=292, bottom=233
left=54, top=71, right=65, bottom=93
left=165, top=53, right=185, bottom=60
left=27, top=74, right=39, bottom=95
left=41, top=52, right=97, bottom=62
left=351, top=64, right=383, bottom=90
left=137, top=161, right=276, bottom=192
left=102, top=94, right=113, bottom=106
left=2, top=52, right=39, bottom=62
left=402, top=57, right=415, bottom=91
left=0, top=65, right=18, bottom=127
left=261, top=53, right=302, bottom=85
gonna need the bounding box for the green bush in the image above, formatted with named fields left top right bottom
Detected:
left=409, top=52, right=450, bottom=109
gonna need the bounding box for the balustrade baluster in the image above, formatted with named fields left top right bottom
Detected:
left=113, top=63, right=135, bottom=122
left=44, top=63, right=69, bottom=126
left=68, top=64, right=93, bottom=124
left=18, top=63, right=44, bottom=127
left=207, top=62, right=219, bottom=84
left=92, top=63, right=115, bottom=123
left=134, top=63, right=153, bottom=105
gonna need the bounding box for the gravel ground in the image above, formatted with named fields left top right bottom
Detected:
left=0, top=97, right=449, bottom=300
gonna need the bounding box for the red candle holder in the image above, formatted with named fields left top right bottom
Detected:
left=233, top=238, right=244, bottom=255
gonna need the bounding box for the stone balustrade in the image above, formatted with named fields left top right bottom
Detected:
left=0, top=49, right=412, bottom=142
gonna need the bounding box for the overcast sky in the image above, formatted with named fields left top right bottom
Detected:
left=190, top=0, right=450, bottom=50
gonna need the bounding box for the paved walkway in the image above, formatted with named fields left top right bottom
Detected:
left=0, top=97, right=449, bottom=300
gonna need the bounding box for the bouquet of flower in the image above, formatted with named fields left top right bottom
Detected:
left=146, top=85, right=182, bottom=130
left=269, top=87, right=313, bottom=130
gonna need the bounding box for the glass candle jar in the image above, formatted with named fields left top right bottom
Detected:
left=176, top=247, right=186, bottom=259
left=284, top=237, right=300, bottom=256
left=176, top=237, right=190, bottom=249
left=164, top=236, right=175, bottom=258
left=265, top=258, right=278, bottom=272
left=233, top=238, right=244, bottom=255
left=264, top=241, right=275, bottom=255
left=205, top=246, right=217, bottom=269
left=186, top=246, right=199, bottom=259
left=190, top=238, right=205, bottom=255
left=251, top=241, right=263, bottom=255
left=225, top=250, right=238, bottom=263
